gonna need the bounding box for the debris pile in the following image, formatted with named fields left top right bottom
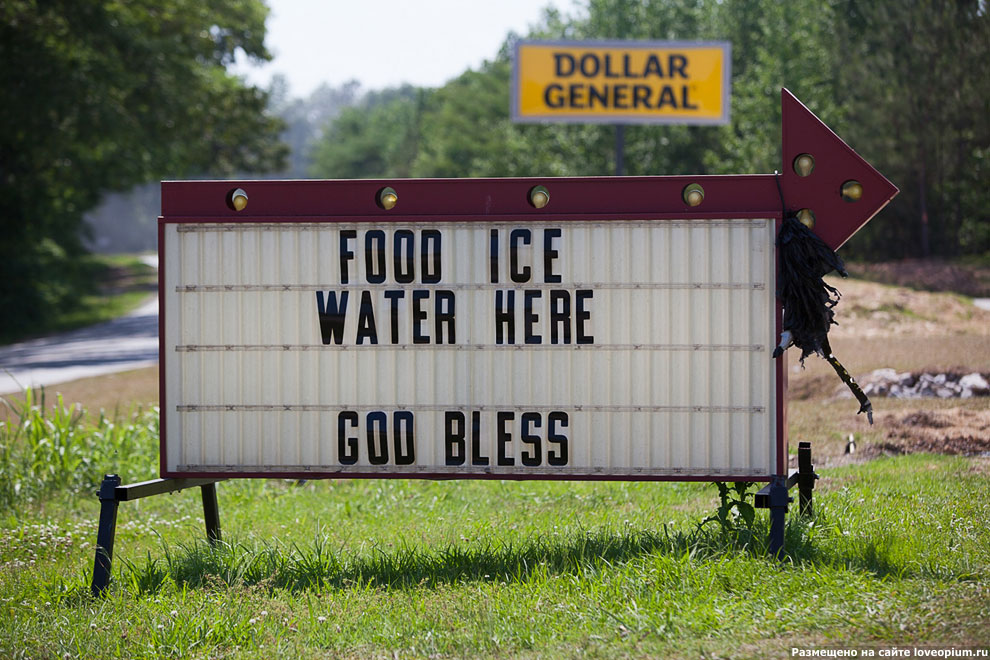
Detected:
left=846, top=369, right=990, bottom=399
left=864, top=408, right=990, bottom=458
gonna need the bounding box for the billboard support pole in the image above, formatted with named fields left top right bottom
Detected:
left=614, top=124, right=625, bottom=176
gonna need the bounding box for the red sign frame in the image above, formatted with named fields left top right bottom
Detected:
left=158, top=90, right=896, bottom=482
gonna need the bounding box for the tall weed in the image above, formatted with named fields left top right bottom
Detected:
left=0, top=387, right=158, bottom=508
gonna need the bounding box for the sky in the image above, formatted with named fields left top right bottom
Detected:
left=232, top=0, right=577, bottom=98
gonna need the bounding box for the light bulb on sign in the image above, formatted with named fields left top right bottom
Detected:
left=230, top=188, right=248, bottom=212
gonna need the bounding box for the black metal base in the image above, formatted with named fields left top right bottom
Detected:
left=91, top=475, right=224, bottom=596
left=754, top=441, right=819, bottom=558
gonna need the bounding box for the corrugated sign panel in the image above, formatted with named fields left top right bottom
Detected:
left=162, top=218, right=777, bottom=479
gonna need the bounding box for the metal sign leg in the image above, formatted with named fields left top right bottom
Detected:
left=767, top=476, right=790, bottom=558
left=91, top=474, right=121, bottom=596
left=201, top=483, right=221, bottom=546
left=797, top=441, right=818, bottom=518
left=755, top=442, right=818, bottom=558
left=89, top=475, right=224, bottom=596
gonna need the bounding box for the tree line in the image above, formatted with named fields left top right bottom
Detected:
left=2, top=0, right=987, bottom=341
left=309, top=0, right=989, bottom=262
left=1, top=0, right=286, bottom=340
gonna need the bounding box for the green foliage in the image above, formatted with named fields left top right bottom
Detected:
left=0, top=0, right=287, bottom=339
left=0, top=389, right=987, bottom=654
left=706, top=0, right=844, bottom=176
left=309, top=0, right=988, bottom=261
left=1, top=453, right=988, bottom=656
left=310, top=0, right=844, bottom=182
left=833, top=0, right=990, bottom=259
left=0, top=252, right=156, bottom=344
left=699, top=481, right=758, bottom=533
left=0, top=388, right=159, bottom=509
left=270, top=78, right=363, bottom=178
left=309, top=86, right=423, bottom=179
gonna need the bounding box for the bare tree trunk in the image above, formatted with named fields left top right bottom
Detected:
left=918, top=158, right=931, bottom=258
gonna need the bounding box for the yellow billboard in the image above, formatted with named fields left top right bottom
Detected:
left=512, top=40, right=731, bottom=125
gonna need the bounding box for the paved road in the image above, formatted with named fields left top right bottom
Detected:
left=0, top=256, right=159, bottom=395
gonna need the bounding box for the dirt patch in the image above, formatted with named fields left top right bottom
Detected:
left=788, top=373, right=836, bottom=401
left=862, top=408, right=990, bottom=458
left=846, top=259, right=990, bottom=298
left=827, top=275, right=990, bottom=339
left=968, top=457, right=990, bottom=476
left=0, top=366, right=159, bottom=422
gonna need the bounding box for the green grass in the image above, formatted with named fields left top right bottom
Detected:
left=0, top=253, right=156, bottom=345
left=1, top=394, right=988, bottom=658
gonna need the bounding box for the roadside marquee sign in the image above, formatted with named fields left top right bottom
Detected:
left=511, top=39, right=731, bottom=125
left=92, top=89, right=897, bottom=597
left=159, top=90, right=897, bottom=483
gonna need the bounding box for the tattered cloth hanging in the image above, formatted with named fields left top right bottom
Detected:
left=774, top=212, right=874, bottom=424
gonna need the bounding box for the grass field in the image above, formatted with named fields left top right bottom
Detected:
left=1, top=277, right=988, bottom=658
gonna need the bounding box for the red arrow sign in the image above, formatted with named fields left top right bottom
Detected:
left=779, top=89, right=899, bottom=250
left=163, top=89, right=896, bottom=251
